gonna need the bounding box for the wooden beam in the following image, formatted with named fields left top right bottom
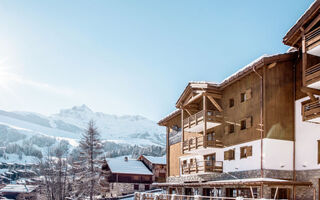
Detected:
left=181, top=109, right=184, bottom=154
left=307, top=92, right=317, bottom=102
left=203, top=95, right=207, bottom=147
left=267, top=62, right=277, bottom=69
left=302, top=32, right=307, bottom=86
left=185, top=109, right=192, bottom=116
left=207, top=95, right=223, bottom=112
left=205, top=92, right=222, bottom=99
left=183, top=92, right=203, bottom=107
left=305, top=14, right=320, bottom=33
left=301, top=86, right=320, bottom=96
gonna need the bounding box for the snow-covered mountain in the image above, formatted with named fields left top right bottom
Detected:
left=0, top=105, right=165, bottom=146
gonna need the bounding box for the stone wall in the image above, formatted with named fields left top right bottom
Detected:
left=296, top=169, right=320, bottom=200
left=167, top=169, right=293, bottom=183
left=108, top=182, right=152, bottom=197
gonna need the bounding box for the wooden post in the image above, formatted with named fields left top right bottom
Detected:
left=203, top=95, right=207, bottom=148
left=181, top=109, right=184, bottom=154
left=166, top=127, right=170, bottom=178
left=302, top=32, right=307, bottom=86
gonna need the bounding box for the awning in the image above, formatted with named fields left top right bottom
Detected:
left=153, top=177, right=312, bottom=187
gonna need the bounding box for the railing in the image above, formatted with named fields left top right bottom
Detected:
left=183, top=136, right=223, bottom=152
left=306, top=26, right=320, bottom=51
left=134, top=193, right=262, bottom=200
left=302, top=98, right=320, bottom=121
left=305, top=63, right=320, bottom=86
left=183, top=110, right=222, bottom=130
left=181, top=160, right=223, bottom=174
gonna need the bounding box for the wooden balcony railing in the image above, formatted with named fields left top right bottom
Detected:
left=302, top=98, right=320, bottom=121
left=305, top=63, right=320, bottom=87
left=181, top=160, right=223, bottom=175
left=183, top=136, right=223, bottom=152
left=306, top=26, right=320, bottom=51
left=183, top=110, right=222, bottom=130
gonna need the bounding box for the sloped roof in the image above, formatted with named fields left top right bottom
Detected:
left=143, top=155, right=166, bottom=165
left=158, top=109, right=180, bottom=126
left=0, top=184, right=38, bottom=193
left=283, top=0, right=320, bottom=47
left=107, top=158, right=153, bottom=175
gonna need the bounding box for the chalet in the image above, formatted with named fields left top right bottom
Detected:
left=134, top=1, right=320, bottom=199
left=138, top=155, right=167, bottom=183
left=0, top=184, right=39, bottom=199
left=100, top=157, right=153, bottom=197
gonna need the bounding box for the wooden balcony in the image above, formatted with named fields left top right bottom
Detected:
left=181, top=160, right=223, bottom=175
left=305, top=63, right=320, bottom=89
left=183, top=110, right=222, bottom=133
left=302, top=98, right=320, bottom=123
left=183, top=136, right=223, bottom=153
left=306, top=26, right=320, bottom=55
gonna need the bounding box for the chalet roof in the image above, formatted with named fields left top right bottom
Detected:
left=0, top=184, right=38, bottom=193
left=142, top=155, right=166, bottom=165
left=283, top=0, right=320, bottom=47
left=157, top=109, right=180, bottom=126
left=175, top=52, right=296, bottom=107
left=106, top=158, right=153, bottom=175
left=153, top=177, right=312, bottom=187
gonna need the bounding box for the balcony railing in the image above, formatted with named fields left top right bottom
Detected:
left=183, top=110, right=222, bottom=131
left=183, top=136, right=223, bottom=152
left=181, top=160, right=223, bottom=175
left=305, top=63, right=320, bottom=87
left=302, top=98, right=320, bottom=122
left=306, top=26, right=320, bottom=51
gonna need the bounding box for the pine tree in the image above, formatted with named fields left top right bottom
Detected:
left=75, top=120, right=103, bottom=200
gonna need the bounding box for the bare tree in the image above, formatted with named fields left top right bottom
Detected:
left=74, top=120, right=103, bottom=200
left=39, top=142, right=70, bottom=200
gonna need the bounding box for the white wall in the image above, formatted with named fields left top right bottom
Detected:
left=180, top=138, right=294, bottom=173
left=263, top=138, right=293, bottom=170
left=223, top=140, right=261, bottom=172
left=295, top=96, right=320, bottom=170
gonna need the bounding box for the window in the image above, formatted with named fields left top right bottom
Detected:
left=229, top=98, right=234, bottom=108
left=229, top=124, right=235, bottom=133
left=271, top=188, right=291, bottom=199
left=225, top=124, right=235, bottom=134
left=224, top=149, right=235, bottom=160
left=240, top=146, right=252, bottom=159
left=240, top=89, right=252, bottom=103
left=145, top=184, right=150, bottom=190
left=240, top=120, right=246, bottom=130
left=134, top=184, right=139, bottom=190
left=240, top=93, right=246, bottom=102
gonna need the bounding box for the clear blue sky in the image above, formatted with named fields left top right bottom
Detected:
left=0, top=0, right=314, bottom=121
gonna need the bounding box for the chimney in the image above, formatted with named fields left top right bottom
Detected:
left=124, top=156, right=128, bottom=162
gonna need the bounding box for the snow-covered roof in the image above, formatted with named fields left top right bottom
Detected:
left=158, top=109, right=180, bottom=125
left=107, top=158, right=153, bottom=175
left=0, top=184, right=38, bottom=193
left=143, top=155, right=166, bottom=165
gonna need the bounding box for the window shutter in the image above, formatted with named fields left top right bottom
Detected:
left=247, top=146, right=252, bottom=157
left=246, top=117, right=252, bottom=129
left=246, top=88, right=252, bottom=100
left=224, top=151, right=228, bottom=160
left=225, top=125, right=229, bottom=135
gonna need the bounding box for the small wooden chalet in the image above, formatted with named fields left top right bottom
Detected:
left=100, top=157, right=153, bottom=197
left=138, top=155, right=167, bottom=183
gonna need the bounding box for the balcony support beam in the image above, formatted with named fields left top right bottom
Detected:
left=181, top=109, right=184, bottom=154
left=301, top=86, right=320, bottom=96
left=207, top=95, right=223, bottom=112
left=302, top=30, right=307, bottom=87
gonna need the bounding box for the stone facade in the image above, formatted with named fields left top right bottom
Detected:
left=167, top=169, right=293, bottom=183
left=296, top=169, right=320, bottom=200
left=108, top=182, right=153, bottom=197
